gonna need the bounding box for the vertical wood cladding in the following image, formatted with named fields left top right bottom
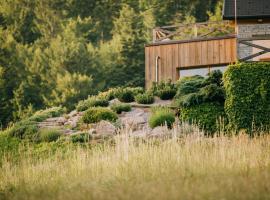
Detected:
left=145, top=37, right=237, bottom=88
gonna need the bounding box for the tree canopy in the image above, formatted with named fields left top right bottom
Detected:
left=0, top=0, right=222, bottom=127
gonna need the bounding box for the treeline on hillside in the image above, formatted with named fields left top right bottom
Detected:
left=0, top=0, right=222, bottom=127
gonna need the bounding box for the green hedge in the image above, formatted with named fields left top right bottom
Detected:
left=223, top=62, right=270, bottom=131
left=180, top=102, right=227, bottom=133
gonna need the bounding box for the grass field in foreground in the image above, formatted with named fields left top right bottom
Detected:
left=0, top=132, right=270, bottom=200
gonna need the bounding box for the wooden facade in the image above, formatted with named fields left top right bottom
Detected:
left=145, top=35, right=237, bottom=88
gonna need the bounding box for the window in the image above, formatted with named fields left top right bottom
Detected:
left=179, top=67, right=210, bottom=78
left=179, top=65, right=228, bottom=78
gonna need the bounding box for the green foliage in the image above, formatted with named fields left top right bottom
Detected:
left=39, top=129, right=62, bottom=143
left=135, top=93, right=154, bottom=104
left=28, top=107, right=65, bottom=122
left=0, top=0, right=222, bottom=127
left=97, top=88, right=119, bottom=101
left=223, top=62, right=270, bottom=131
left=7, top=120, right=39, bottom=141
left=149, top=107, right=175, bottom=129
left=76, top=96, right=109, bottom=112
left=110, top=103, right=131, bottom=114
left=175, top=71, right=225, bottom=107
left=150, top=80, right=177, bottom=100
left=70, top=132, right=92, bottom=143
left=0, top=134, right=20, bottom=161
left=115, top=88, right=135, bottom=103
left=181, top=102, right=227, bottom=133
left=82, top=107, right=118, bottom=124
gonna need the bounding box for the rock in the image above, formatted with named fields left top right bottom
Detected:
left=68, top=110, right=78, bottom=117
left=44, top=117, right=67, bottom=125
left=148, top=126, right=171, bottom=139
left=93, top=120, right=116, bottom=136
left=119, top=108, right=149, bottom=130
left=88, top=128, right=97, bottom=135
left=132, top=130, right=148, bottom=138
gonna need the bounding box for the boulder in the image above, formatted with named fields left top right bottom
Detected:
left=120, top=108, right=149, bottom=130
left=93, top=120, right=116, bottom=136
left=148, top=126, right=171, bottom=139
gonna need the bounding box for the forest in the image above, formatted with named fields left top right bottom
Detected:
left=0, top=0, right=222, bottom=127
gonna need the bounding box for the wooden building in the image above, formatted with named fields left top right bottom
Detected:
left=145, top=0, right=270, bottom=88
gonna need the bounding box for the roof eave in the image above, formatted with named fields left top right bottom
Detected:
left=223, top=15, right=270, bottom=20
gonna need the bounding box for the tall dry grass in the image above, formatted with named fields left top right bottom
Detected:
left=0, top=129, right=270, bottom=200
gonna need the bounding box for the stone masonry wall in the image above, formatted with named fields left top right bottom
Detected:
left=237, top=23, right=270, bottom=60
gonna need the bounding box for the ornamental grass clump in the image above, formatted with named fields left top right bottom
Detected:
left=39, top=128, right=62, bottom=143
left=110, top=103, right=131, bottom=114
left=135, top=93, right=155, bottom=104
left=82, top=107, right=118, bottom=124
left=149, top=107, right=175, bottom=129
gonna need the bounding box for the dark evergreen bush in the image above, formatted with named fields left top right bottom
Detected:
left=223, top=62, right=270, bottom=131
left=135, top=93, right=155, bottom=104
left=110, top=103, right=132, bottom=114
left=115, top=88, right=135, bottom=102
left=82, top=107, right=118, bottom=124
left=150, top=80, right=177, bottom=100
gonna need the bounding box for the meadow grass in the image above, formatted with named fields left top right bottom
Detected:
left=0, top=130, right=270, bottom=200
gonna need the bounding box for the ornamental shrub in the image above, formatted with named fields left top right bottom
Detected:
left=115, top=88, right=135, bottom=102
left=174, top=71, right=225, bottom=107
left=180, top=102, right=227, bottom=133
left=28, top=107, right=65, bottom=122
left=150, top=80, right=177, bottom=100
left=82, top=107, right=118, bottom=124
left=223, top=62, right=270, bottom=131
left=39, top=128, right=62, bottom=142
left=110, top=103, right=131, bottom=114
left=76, top=96, right=109, bottom=111
left=149, top=107, right=175, bottom=128
left=135, top=93, right=155, bottom=104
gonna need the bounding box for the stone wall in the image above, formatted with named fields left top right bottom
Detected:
left=237, top=23, right=270, bottom=60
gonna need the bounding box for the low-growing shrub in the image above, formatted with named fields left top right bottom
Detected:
left=115, top=88, right=135, bottom=103
left=76, top=96, right=109, bottom=111
left=28, top=107, right=65, bottom=122
left=70, top=132, right=92, bottom=143
left=39, top=128, right=62, bottom=143
left=0, top=134, right=20, bottom=161
left=174, top=71, right=225, bottom=107
left=82, top=107, right=118, bottom=124
left=98, top=88, right=119, bottom=101
left=223, top=62, right=270, bottom=131
left=149, top=107, right=175, bottom=129
left=157, top=88, right=177, bottom=100
left=180, top=102, right=227, bottom=133
left=135, top=93, right=155, bottom=104
left=150, top=80, right=177, bottom=100
left=110, top=103, right=131, bottom=114
left=7, top=120, right=39, bottom=141
left=128, top=87, right=144, bottom=96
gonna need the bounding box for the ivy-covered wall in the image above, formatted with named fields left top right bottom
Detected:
left=223, top=62, right=270, bottom=131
